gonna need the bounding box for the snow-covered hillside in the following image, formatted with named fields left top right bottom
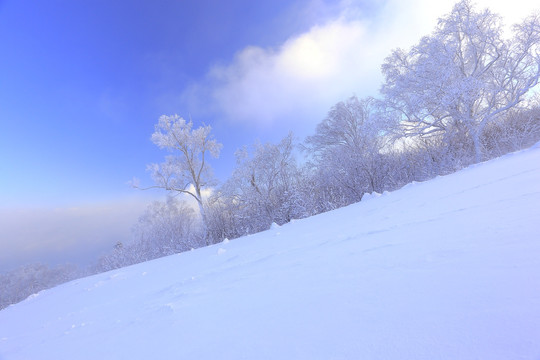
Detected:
left=1, top=145, right=540, bottom=360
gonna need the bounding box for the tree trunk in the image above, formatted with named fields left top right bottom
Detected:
left=196, top=200, right=210, bottom=246
left=472, top=130, right=483, bottom=163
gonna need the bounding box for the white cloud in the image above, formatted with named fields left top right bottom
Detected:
left=183, top=0, right=539, bottom=132
left=207, top=19, right=369, bottom=127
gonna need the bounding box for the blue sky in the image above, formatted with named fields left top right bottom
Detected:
left=0, top=0, right=321, bottom=207
left=1, top=0, right=537, bottom=270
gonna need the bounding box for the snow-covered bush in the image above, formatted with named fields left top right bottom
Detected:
left=95, top=197, right=201, bottom=272
left=0, top=263, right=82, bottom=310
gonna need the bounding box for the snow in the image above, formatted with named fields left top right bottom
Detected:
left=1, top=145, right=540, bottom=359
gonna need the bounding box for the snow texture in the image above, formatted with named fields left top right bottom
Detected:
left=1, top=145, right=540, bottom=359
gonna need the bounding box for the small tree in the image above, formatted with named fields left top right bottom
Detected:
left=134, top=196, right=199, bottom=255
left=142, top=115, right=222, bottom=243
left=381, top=0, right=540, bottom=162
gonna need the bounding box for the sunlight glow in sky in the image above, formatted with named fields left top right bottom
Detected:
left=0, top=0, right=538, bottom=270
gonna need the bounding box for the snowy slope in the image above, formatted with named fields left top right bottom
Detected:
left=1, top=145, right=540, bottom=360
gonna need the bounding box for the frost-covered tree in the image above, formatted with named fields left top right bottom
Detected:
left=95, top=197, right=200, bottom=272
left=143, top=115, right=222, bottom=243
left=381, top=0, right=540, bottom=162
left=133, top=196, right=200, bottom=256
left=212, top=133, right=304, bottom=236
left=305, top=96, right=391, bottom=205
left=94, top=242, right=133, bottom=273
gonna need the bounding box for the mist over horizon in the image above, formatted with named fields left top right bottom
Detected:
left=0, top=195, right=159, bottom=272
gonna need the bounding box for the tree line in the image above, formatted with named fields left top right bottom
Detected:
left=2, top=0, right=539, bottom=310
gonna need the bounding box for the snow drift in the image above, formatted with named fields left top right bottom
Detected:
left=1, top=144, right=540, bottom=360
